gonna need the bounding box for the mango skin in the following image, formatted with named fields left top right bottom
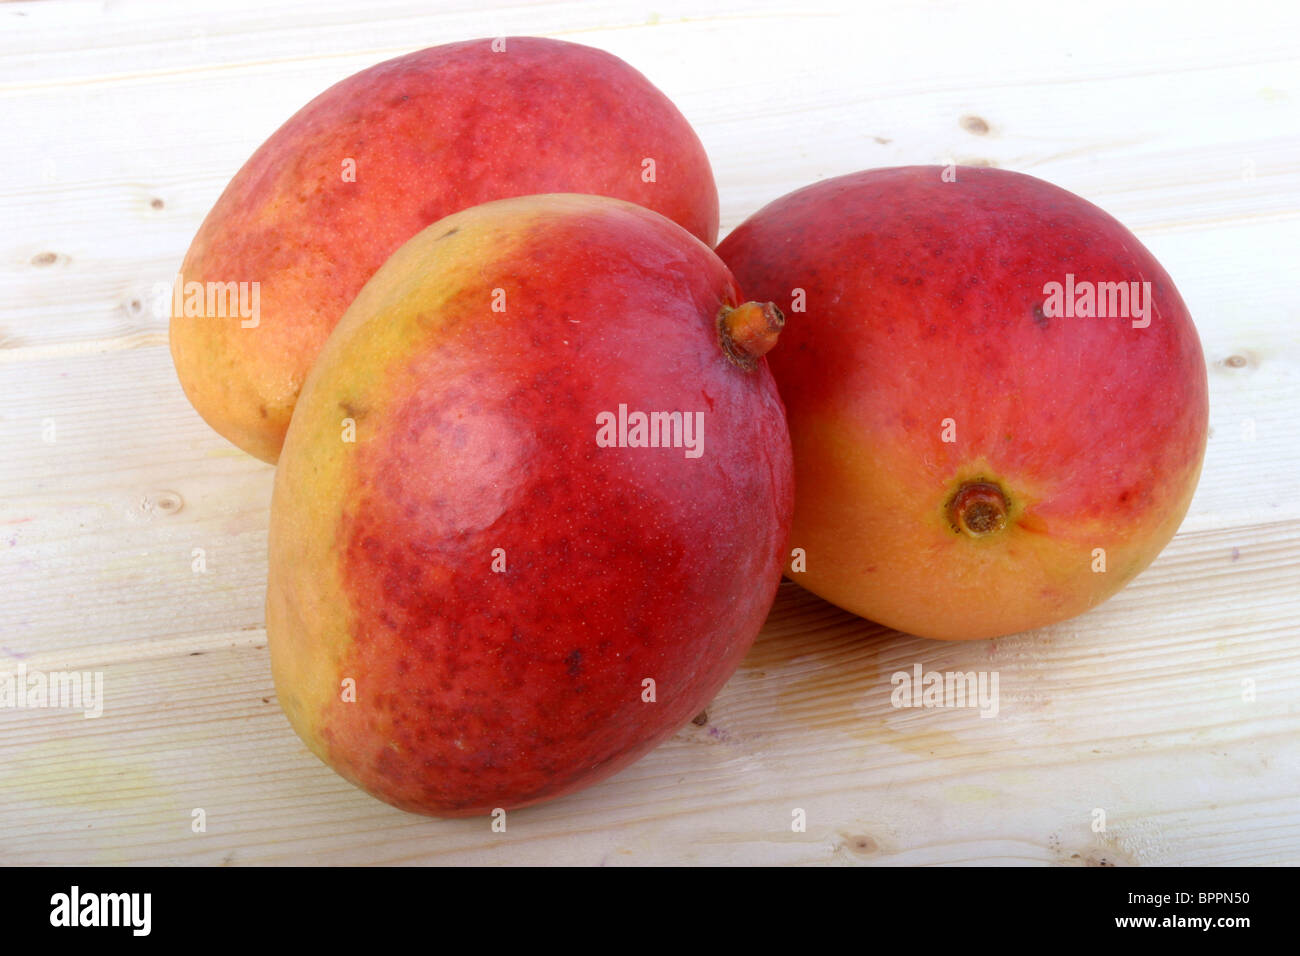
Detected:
left=717, top=166, right=1209, bottom=641
left=267, top=195, right=792, bottom=816
left=170, top=37, right=719, bottom=463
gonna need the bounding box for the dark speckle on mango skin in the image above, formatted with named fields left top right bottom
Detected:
left=310, top=203, right=793, bottom=817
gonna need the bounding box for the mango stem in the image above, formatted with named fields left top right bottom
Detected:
left=717, top=301, right=784, bottom=370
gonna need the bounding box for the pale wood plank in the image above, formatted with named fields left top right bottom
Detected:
left=2, top=522, right=1297, bottom=866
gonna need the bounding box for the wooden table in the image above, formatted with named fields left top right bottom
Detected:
left=2, top=0, right=1297, bottom=865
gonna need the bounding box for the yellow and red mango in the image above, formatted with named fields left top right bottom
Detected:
left=717, top=166, right=1208, bottom=641
left=267, top=194, right=792, bottom=815
left=171, top=37, right=719, bottom=463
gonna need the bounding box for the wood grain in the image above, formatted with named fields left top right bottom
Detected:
left=1, top=0, right=1297, bottom=865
